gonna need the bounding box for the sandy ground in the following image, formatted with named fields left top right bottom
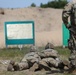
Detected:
left=0, top=7, right=63, bottom=48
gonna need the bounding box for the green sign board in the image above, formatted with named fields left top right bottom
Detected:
left=62, top=23, right=69, bottom=47
left=4, top=21, right=35, bottom=47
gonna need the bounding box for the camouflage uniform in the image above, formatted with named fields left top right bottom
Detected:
left=62, top=2, right=76, bottom=72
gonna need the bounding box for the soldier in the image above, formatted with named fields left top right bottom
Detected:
left=45, top=42, right=54, bottom=50
left=7, top=60, right=14, bottom=71
left=62, top=0, right=76, bottom=73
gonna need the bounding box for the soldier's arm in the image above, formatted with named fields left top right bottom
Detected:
left=62, top=2, right=73, bottom=29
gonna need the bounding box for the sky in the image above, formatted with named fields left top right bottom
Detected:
left=0, top=0, right=71, bottom=8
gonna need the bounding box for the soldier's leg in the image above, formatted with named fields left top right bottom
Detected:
left=29, top=62, right=39, bottom=71
left=68, top=32, right=76, bottom=74
left=69, top=53, right=76, bottom=74
left=38, top=60, right=51, bottom=71
left=68, top=31, right=75, bottom=53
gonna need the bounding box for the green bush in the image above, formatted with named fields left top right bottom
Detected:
left=40, top=0, right=68, bottom=9
left=31, top=3, right=36, bottom=7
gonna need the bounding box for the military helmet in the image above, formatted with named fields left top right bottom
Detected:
left=10, top=60, right=15, bottom=65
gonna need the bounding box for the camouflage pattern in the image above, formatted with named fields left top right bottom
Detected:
left=7, top=60, right=19, bottom=71
left=62, top=2, right=76, bottom=73
left=39, top=49, right=58, bottom=59
left=7, top=64, right=14, bottom=71
left=30, top=45, right=38, bottom=52
left=7, top=44, right=68, bottom=72
left=62, top=2, right=73, bottom=28
left=45, top=42, right=54, bottom=49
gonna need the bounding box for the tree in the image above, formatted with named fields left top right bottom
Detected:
left=31, top=3, right=36, bottom=7
left=40, top=0, right=68, bottom=9
left=40, top=3, right=48, bottom=8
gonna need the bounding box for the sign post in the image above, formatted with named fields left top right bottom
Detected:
left=4, top=21, right=35, bottom=48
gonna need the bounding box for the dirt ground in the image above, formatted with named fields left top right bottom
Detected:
left=0, top=62, right=68, bottom=75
